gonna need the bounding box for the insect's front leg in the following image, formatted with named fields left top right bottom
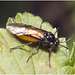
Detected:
left=48, top=48, right=52, bottom=67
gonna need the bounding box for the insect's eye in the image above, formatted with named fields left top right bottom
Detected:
left=47, top=34, right=54, bottom=42
left=44, top=32, right=55, bottom=42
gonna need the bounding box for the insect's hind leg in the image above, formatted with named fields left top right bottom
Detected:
left=27, top=45, right=40, bottom=63
left=10, top=42, right=33, bottom=51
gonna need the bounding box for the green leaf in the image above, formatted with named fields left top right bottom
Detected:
left=0, top=12, right=74, bottom=74
left=56, top=42, right=75, bottom=74
left=69, top=42, right=75, bottom=66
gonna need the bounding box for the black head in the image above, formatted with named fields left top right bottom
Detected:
left=44, top=32, right=55, bottom=43
left=44, top=32, right=59, bottom=47
left=44, top=32, right=68, bottom=50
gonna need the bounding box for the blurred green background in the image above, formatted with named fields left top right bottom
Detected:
left=0, top=2, right=75, bottom=50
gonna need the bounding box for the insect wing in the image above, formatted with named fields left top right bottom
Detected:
left=6, top=23, right=46, bottom=42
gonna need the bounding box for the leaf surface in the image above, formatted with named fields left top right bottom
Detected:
left=0, top=12, right=75, bottom=74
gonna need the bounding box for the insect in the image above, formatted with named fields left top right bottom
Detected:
left=6, top=21, right=69, bottom=67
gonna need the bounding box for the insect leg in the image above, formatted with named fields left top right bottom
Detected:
left=27, top=45, right=40, bottom=63
left=49, top=48, right=52, bottom=67
left=10, top=42, right=33, bottom=50
left=40, top=24, right=42, bottom=29
left=11, top=18, right=16, bottom=23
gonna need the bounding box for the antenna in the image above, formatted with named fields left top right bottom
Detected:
left=60, top=34, right=74, bottom=43
left=59, top=44, right=68, bottom=49
left=54, top=27, right=59, bottom=36
left=58, top=34, right=74, bottom=50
